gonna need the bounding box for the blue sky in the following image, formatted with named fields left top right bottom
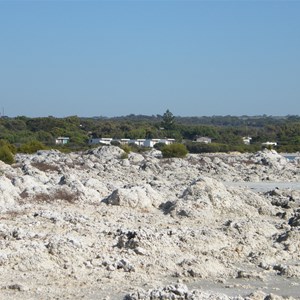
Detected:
left=0, top=0, right=299, bottom=117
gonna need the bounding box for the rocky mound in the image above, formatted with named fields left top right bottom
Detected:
left=0, top=147, right=299, bottom=299
left=124, top=283, right=295, bottom=300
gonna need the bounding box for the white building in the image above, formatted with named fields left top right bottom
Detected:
left=262, top=141, right=277, bottom=147
left=242, top=137, right=252, bottom=145
left=88, top=137, right=176, bottom=148
left=143, top=139, right=161, bottom=148
left=159, top=138, right=175, bottom=145
left=194, top=137, right=212, bottom=144
left=55, top=137, right=70, bottom=145
left=129, top=139, right=146, bottom=147
left=118, top=139, right=130, bottom=145
left=143, top=138, right=175, bottom=148
left=88, top=138, right=112, bottom=145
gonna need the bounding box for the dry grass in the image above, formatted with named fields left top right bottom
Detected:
left=0, top=210, right=25, bottom=221
left=19, top=190, right=29, bottom=199
left=31, top=162, right=60, bottom=172
left=187, top=157, right=200, bottom=166
left=19, top=188, right=79, bottom=204
left=11, top=163, right=22, bottom=169
left=52, top=189, right=79, bottom=203
left=65, top=161, right=90, bottom=170
left=242, top=159, right=256, bottom=165
left=159, top=158, right=173, bottom=165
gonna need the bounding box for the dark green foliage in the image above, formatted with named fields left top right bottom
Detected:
left=0, top=140, right=17, bottom=154
left=120, top=152, right=129, bottom=159
left=120, top=144, right=131, bottom=154
left=0, top=145, right=15, bottom=164
left=18, top=140, right=47, bottom=154
left=186, top=142, right=229, bottom=153
left=186, top=142, right=261, bottom=153
left=154, top=142, right=165, bottom=150
left=111, top=140, right=121, bottom=146
left=0, top=114, right=300, bottom=154
left=127, top=143, right=148, bottom=153
left=161, top=109, right=175, bottom=130
left=277, top=144, right=300, bottom=152
left=179, top=125, right=219, bottom=140
left=161, top=143, right=188, bottom=158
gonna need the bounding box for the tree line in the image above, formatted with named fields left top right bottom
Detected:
left=0, top=112, right=300, bottom=163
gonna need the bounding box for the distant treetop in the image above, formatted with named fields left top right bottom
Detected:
left=161, top=109, right=175, bottom=130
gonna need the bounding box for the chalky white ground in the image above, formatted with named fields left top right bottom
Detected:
left=0, top=147, right=300, bottom=299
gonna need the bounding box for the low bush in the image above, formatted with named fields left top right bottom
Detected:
left=153, top=142, right=165, bottom=151
left=0, top=145, right=15, bottom=164
left=161, top=143, right=188, bottom=158
left=18, top=140, right=47, bottom=154
left=120, top=152, right=129, bottom=159
left=0, top=140, right=17, bottom=154
left=186, top=142, right=229, bottom=153
left=111, top=140, right=121, bottom=146
left=120, top=144, right=131, bottom=154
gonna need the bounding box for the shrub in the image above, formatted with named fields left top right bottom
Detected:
left=186, top=142, right=229, bottom=153
left=185, top=141, right=261, bottom=154
left=153, top=142, right=165, bottom=151
left=127, top=143, right=140, bottom=153
left=18, top=140, right=47, bottom=154
left=0, top=145, right=15, bottom=164
left=0, top=139, right=17, bottom=154
left=111, top=140, right=120, bottom=146
left=120, top=144, right=131, bottom=154
left=120, top=152, right=129, bottom=159
left=161, top=143, right=188, bottom=158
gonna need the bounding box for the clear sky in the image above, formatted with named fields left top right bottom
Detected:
left=0, top=0, right=299, bottom=118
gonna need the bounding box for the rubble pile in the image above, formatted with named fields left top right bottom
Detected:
left=0, top=147, right=299, bottom=299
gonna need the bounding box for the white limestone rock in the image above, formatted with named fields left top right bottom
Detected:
left=105, top=184, right=163, bottom=208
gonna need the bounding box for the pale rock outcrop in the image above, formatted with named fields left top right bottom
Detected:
left=166, top=177, right=272, bottom=219
left=128, top=152, right=145, bottom=164
left=105, top=184, right=162, bottom=208
left=0, top=176, right=19, bottom=212
left=124, top=284, right=295, bottom=300
left=252, top=149, right=289, bottom=169
left=87, top=145, right=125, bottom=160
left=124, top=283, right=234, bottom=300
left=0, top=147, right=299, bottom=299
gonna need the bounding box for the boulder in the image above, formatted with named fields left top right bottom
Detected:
left=86, top=146, right=125, bottom=160
left=105, top=184, right=162, bottom=208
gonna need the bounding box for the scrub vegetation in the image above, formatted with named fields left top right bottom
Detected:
left=0, top=112, right=300, bottom=163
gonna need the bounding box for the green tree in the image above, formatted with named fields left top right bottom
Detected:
left=161, top=109, right=175, bottom=130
